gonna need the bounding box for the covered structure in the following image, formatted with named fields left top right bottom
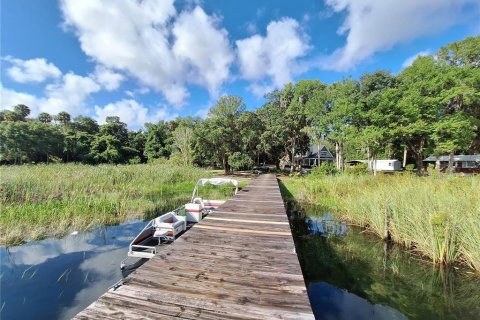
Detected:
left=296, top=145, right=334, bottom=167
left=423, top=155, right=480, bottom=173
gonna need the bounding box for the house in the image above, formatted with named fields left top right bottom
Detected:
left=346, top=159, right=402, bottom=172
left=296, top=145, right=334, bottom=167
left=423, top=155, right=480, bottom=173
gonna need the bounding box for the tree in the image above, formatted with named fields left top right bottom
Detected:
left=238, top=111, right=264, bottom=165
left=89, top=116, right=130, bottom=163
left=13, top=104, right=30, bottom=120
left=172, top=125, right=194, bottom=166
left=0, top=110, right=23, bottom=122
left=228, top=152, right=254, bottom=172
left=256, top=102, right=288, bottom=168
left=62, top=117, right=99, bottom=162
left=204, top=95, right=246, bottom=174
left=38, top=112, right=52, bottom=123
left=0, top=121, right=63, bottom=164
left=55, top=111, right=71, bottom=124
left=144, top=121, right=173, bottom=160
left=281, top=82, right=312, bottom=172
left=357, top=71, right=397, bottom=175
left=304, top=81, right=329, bottom=167
left=396, top=57, right=446, bottom=173
left=73, top=116, right=99, bottom=134
left=437, top=35, right=480, bottom=68
left=325, top=79, right=359, bottom=172
left=432, top=113, right=476, bottom=172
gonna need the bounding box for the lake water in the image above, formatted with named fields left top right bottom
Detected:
left=2, top=210, right=480, bottom=320
left=292, top=207, right=480, bottom=320
left=0, top=220, right=149, bottom=320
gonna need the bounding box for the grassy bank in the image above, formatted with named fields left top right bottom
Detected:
left=281, top=174, right=480, bottom=272
left=0, top=163, right=243, bottom=245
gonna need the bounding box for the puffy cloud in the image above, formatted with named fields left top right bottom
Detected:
left=94, top=99, right=178, bottom=129
left=236, top=18, right=310, bottom=95
left=40, top=73, right=101, bottom=115
left=401, top=50, right=432, bottom=69
left=5, top=56, right=61, bottom=83
left=0, top=84, right=39, bottom=114
left=172, top=7, right=233, bottom=96
left=60, top=0, right=233, bottom=106
left=322, top=0, right=479, bottom=71
left=92, top=65, right=124, bottom=91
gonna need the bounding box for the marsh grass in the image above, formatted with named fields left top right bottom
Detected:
left=0, top=163, right=246, bottom=245
left=281, top=174, right=480, bottom=271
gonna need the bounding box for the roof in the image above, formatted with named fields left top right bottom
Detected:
left=299, top=145, right=334, bottom=160
left=346, top=160, right=368, bottom=164
left=346, top=159, right=400, bottom=163
left=303, top=152, right=334, bottom=160
left=424, top=155, right=480, bottom=162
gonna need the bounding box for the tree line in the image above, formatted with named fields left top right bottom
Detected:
left=1, top=36, right=478, bottom=173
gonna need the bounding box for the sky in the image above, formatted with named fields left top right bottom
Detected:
left=1, top=0, right=479, bottom=129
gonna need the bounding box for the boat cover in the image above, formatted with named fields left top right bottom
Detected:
left=196, top=178, right=238, bottom=187
left=191, top=178, right=239, bottom=202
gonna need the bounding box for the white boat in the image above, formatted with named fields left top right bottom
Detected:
left=121, top=178, right=238, bottom=269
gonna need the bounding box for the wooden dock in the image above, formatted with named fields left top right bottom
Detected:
left=75, top=174, right=313, bottom=319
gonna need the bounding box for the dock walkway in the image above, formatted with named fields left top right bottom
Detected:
left=75, top=174, right=313, bottom=319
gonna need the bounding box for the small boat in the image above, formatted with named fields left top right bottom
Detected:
left=121, top=178, right=238, bottom=269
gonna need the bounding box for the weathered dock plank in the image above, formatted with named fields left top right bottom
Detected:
left=74, top=174, right=313, bottom=319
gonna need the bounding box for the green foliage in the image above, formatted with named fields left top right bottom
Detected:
left=310, top=162, right=338, bottom=176
left=144, top=121, right=173, bottom=161
left=228, top=151, right=254, bottom=171
left=345, top=163, right=368, bottom=175
left=437, top=35, right=480, bottom=67
left=195, top=95, right=247, bottom=173
left=405, top=163, right=416, bottom=171
left=0, top=35, right=478, bottom=172
left=0, top=121, right=63, bottom=164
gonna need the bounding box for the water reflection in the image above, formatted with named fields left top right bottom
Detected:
left=305, top=213, right=347, bottom=237
left=0, top=220, right=147, bottom=320
left=291, top=205, right=480, bottom=320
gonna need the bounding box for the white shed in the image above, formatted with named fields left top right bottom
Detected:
left=370, top=160, right=402, bottom=172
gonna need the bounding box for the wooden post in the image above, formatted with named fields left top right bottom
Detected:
left=402, top=147, right=407, bottom=168
left=384, top=207, right=391, bottom=241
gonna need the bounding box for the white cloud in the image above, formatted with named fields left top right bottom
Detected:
left=39, top=73, right=101, bottom=115
left=172, top=7, right=233, bottom=96
left=94, top=99, right=178, bottom=129
left=0, top=84, right=39, bottom=114
left=236, top=18, right=310, bottom=95
left=92, top=65, right=124, bottom=91
left=401, top=50, right=432, bottom=69
left=5, top=56, right=61, bottom=83
left=245, top=22, right=257, bottom=34
left=322, top=0, right=479, bottom=71
left=194, top=107, right=209, bottom=119
left=60, top=0, right=233, bottom=107
left=248, top=83, right=275, bottom=99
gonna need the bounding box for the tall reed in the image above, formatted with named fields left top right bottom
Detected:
left=0, top=163, right=242, bottom=245
left=281, top=173, right=480, bottom=271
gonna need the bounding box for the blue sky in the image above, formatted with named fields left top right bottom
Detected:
left=1, top=0, right=479, bottom=129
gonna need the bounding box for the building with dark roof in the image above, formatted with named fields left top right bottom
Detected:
left=423, top=155, right=480, bottom=172
left=296, top=145, right=334, bottom=167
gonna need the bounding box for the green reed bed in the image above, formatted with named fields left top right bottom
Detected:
left=0, top=163, right=244, bottom=245
left=281, top=173, right=480, bottom=272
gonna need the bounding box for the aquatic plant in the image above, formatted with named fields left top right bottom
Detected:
left=280, top=174, right=480, bottom=272
left=0, top=163, right=246, bottom=245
